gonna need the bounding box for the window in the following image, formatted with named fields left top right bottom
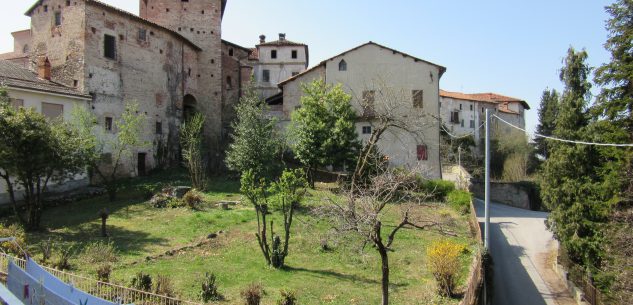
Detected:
left=461, top=119, right=464, bottom=127
left=470, top=120, right=475, bottom=128
left=459, top=104, right=462, bottom=110
left=42, top=103, right=63, bottom=119
left=450, top=111, right=460, bottom=124
left=470, top=104, right=473, bottom=111
left=9, top=98, right=23, bottom=110
left=362, top=90, right=375, bottom=117
left=138, top=29, right=147, bottom=41
left=226, top=76, right=232, bottom=89
left=66, top=0, right=70, bottom=6
left=228, top=48, right=234, bottom=56
left=291, top=50, right=298, bottom=59
left=54, top=12, right=62, bottom=26
left=105, top=117, right=113, bottom=131
left=362, top=126, right=372, bottom=135
left=262, top=69, right=270, bottom=82
left=271, top=50, right=277, bottom=59
left=412, top=90, right=424, bottom=108
left=44, top=5, right=48, bottom=12
left=104, top=34, right=116, bottom=59
left=339, top=59, right=347, bottom=71
left=22, top=44, right=30, bottom=53
left=417, top=145, right=428, bottom=161
left=155, top=121, right=162, bottom=134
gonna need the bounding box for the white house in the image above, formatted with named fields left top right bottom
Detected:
left=275, top=42, right=446, bottom=179
left=252, top=34, right=309, bottom=100
left=439, top=89, right=530, bottom=151
left=0, top=59, right=92, bottom=204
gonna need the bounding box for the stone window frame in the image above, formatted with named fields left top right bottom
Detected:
left=104, top=34, right=117, bottom=60
left=362, top=125, right=372, bottom=135
left=262, top=69, right=270, bottom=83
left=271, top=50, right=277, bottom=59
left=291, top=50, right=298, bottom=59
left=104, top=116, right=114, bottom=132
left=54, top=11, right=62, bottom=27
left=339, top=59, right=347, bottom=71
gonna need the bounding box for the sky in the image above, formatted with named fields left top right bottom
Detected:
left=0, top=0, right=614, bottom=134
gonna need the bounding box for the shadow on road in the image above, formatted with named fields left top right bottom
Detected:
left=479, top=221, right=547, bottom=305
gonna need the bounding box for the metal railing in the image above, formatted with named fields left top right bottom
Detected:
left=0, top=253, right=202, bottom=305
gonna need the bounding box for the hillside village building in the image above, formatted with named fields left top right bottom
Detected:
left=439, top=90, right=529, bottom=151
left=0, top=0, right=309, bottom=177
left=0, top=60, right=92, bottom=204
left=273, top=42, right=446, bottom=179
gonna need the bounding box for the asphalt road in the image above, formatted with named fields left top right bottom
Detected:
left=474, top=199, right=573, bottom=305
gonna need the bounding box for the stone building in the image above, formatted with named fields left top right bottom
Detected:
left=0, top=59, right=92, bottom=204
left=0, top=0, right=262, bottom=177
left=251, top=34, right=309, bottom=101
left=275, top=42, right=446, bottom=178
left=439, top=89, right=530, bottom=152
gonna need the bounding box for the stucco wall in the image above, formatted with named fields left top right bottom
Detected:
left=0, top=88, right=90, bottom=205
left=254, top=40, right=308, bottom=100
left=279, top=44, right=443, bottom=178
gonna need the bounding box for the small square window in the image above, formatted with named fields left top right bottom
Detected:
left=105, top=117, right=113, bottom=131
left=362, top=126, right=372, bottom=135
left=104, top=34, right=116, bottom=59
left=271, top=50, right=277, bottom=59
left=138, top=29, right=147, bottom=41
left=292, top=50, right=298, bottom=59
left=54, top=12, right=62, bottom=26
left=262, top=69, right=270, bottom=82
left=417, top=145, right=428, bottom=161
left=155, top=121, right=162, bottom=134
left=412, top=90, right=424, bottom=108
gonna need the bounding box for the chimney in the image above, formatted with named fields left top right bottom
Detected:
left=37, top=56, right=51, bottom=80
left=259, top=34, right=266, bottom=44
left=279, top=33, right=286, bottom=41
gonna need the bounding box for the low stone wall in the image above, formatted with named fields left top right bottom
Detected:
left=460, top=201, right=484, bottom=305
left=469, top=181, right=539, bottom=210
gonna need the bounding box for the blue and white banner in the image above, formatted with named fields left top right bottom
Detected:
left=7, top=261, right=75, bottom=305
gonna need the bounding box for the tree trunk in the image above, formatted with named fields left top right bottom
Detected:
left=378, top=245, right=390, bottom=305
left=107, top=184, right=117, bottom=202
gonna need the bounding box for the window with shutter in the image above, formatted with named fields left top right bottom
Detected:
left=417, top=145, right=428, bottom=161
left=412, top=90, right=424, bottom=108
left=41, top=102, right=63, bottom=119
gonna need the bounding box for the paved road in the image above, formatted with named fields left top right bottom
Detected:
left=474, top=199, right=575, bottom=305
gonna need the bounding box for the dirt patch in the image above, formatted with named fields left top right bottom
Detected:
left=536, top=241, right=577, bottom=305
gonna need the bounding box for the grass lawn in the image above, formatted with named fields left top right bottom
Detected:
left=9, top=170, right=479, bottom=305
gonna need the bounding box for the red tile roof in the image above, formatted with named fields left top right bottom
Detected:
left=248, top=48, right=259, bottom=60
left=440, top=90, right=530, bottom=109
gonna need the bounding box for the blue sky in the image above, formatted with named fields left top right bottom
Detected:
left=0, top=1, right=613, bottom=134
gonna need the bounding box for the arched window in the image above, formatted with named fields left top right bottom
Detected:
left=22, top=44, right=30, bottom=54
left=338, top=59, right=347, bottom=71
left=226, top=76, right=232, bottom=89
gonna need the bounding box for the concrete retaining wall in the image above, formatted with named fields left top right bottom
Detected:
left=469, top=181, right=537, bottom=210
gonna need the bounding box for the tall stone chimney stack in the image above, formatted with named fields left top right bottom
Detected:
left=259, top=34, right=266, bottom=43
left=37, top=56, right=51, bottom=80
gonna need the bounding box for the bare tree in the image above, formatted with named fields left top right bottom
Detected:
left=318, top=80, right=454, bottom=305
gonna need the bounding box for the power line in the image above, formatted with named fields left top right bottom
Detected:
left=493, top=114, right=633, bottom=147
left=440, top=122, right=485, bottom=139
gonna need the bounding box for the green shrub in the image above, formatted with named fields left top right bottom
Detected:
left=96, top=264, right=111, bottom=282
left=183, top=189, right=204, bottom=209
left=447, top=190, right=471, bottom=214
left=419, top=179, right=455, bottom=201
left=200, top=272, right=223, bottom=302
left=79, top=240, right=118, bottom=264
left=0, top=223, right=27, bottom=257
left=131, top=272, right=152, bottom=292
left=51, top=245, right=75, bottom=271
left=167, top=197, right=185, bottom=208
left=241, top=283, right=263, bottom=305
left=277, top=289, right=297, bottom=305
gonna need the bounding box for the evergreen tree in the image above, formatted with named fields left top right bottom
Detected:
left=591, top=0, right=633, bottom=299
left=226, top=83, right=283, bottom=181
left=540, top=48, right=608, bottom=269
left=289, top=79, right=360, bottom=186
left=534, top=89, right=560, bottom=158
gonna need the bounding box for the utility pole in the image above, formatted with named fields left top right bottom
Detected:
left=483, top=109, right=491, bottom=305
left=484, top=109, right=491, bottom=249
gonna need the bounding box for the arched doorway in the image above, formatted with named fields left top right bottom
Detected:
left=183, top=94, right=198, bottom=122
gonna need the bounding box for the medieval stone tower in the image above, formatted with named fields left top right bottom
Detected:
left=140, top=0, right=226, bottom=168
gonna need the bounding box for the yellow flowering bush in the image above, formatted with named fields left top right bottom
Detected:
left=427, top=240, right=464, bottom=297
left=0, top=223, right=27, bottom=257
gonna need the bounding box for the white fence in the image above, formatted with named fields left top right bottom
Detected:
left=0, top=253, right=202, bottom=305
